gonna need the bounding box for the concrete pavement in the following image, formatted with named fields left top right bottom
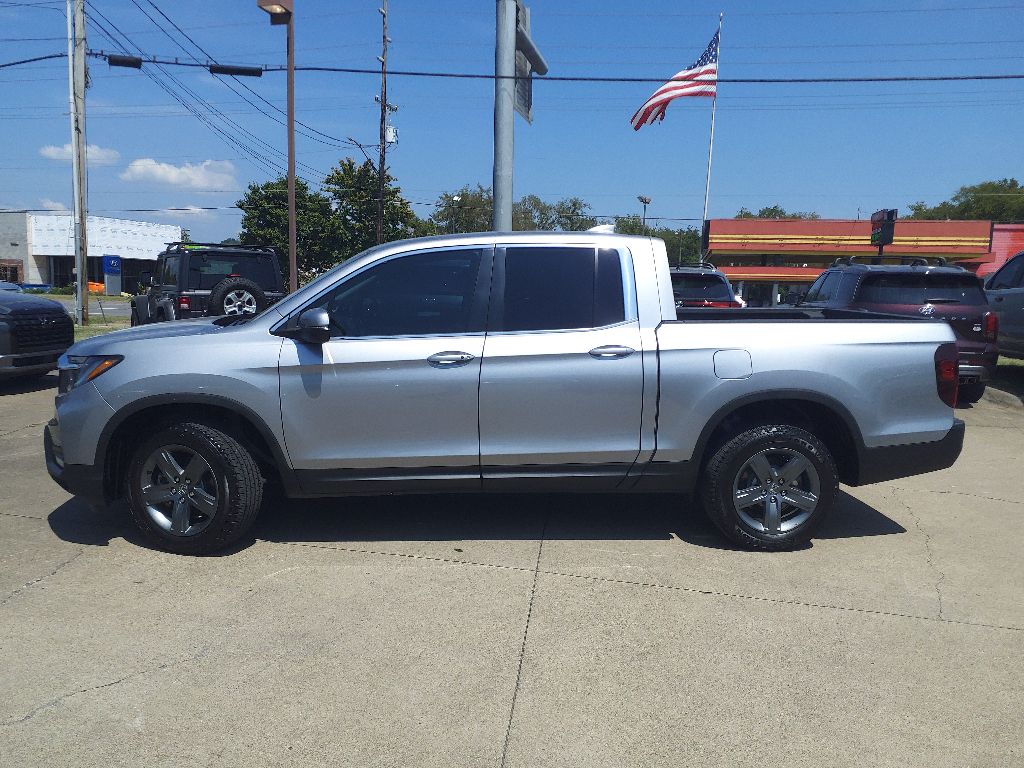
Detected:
left=1, top=376, right=1021, bottom=767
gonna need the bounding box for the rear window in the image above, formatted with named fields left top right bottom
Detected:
left=855, top=273, right=985, bottom=305
left=672, top=273, right=733, bottom=301
left=187, top=252, right=279, bottom=290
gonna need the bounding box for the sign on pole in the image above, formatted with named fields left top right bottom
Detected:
left=870, top=208, right=897, bottom=247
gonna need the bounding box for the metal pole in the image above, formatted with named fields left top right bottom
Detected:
left=286, top=12, right=297, bottom=292
left=70, top=0, right=89, bottom=323
left=700, top=13, right=723, bottom=256
left=377, top=0, right=388, bottom=245
left=492, top=0, right=515, bottom=231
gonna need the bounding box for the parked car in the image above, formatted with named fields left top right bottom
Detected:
left=47, top=233, right=963, bottom=555
left=800, top=257, right=997, bottom=404
left=0, top=281, right=23, bottom=292
left=130, top=242, right=285, bottom=325
left=984, top=250, right=1024, bottom=360
left=670, top=262, right=742, bottom=308
left=0, top=291, right=74, bottom=380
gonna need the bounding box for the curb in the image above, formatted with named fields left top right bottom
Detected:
left=982, top=386, right=1023, bottom=410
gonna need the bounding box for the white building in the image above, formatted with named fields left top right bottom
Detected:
left=0, top=212, right=181, bottom=288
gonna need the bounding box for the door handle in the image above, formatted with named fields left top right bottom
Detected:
left=427, top=351, right=476, bottom=367
left=589, top=345, right=635, bottom=359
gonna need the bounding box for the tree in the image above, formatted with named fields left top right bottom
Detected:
left=613, top=215, right=701, bottom=265
left=430, top=185, right=493, bottom=233
left=907, top=179, right=1024, bottom=222
left=219, top=237, right=241, bottom=246
left=735, top=205, right=820, bottom=219
left=236, top=176, right=342, bottom=282
left=322, top=158, right=420, bottom=257
left=513, top=194, right=598, bottom=231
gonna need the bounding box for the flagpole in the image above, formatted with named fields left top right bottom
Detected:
left=701, top=12, right=723, bottom=257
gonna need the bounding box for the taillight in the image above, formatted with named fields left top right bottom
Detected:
left=177, top=296, right=191, bottom=312
left=983, top=311, right=998, bottom=342
left=934, top=342, right=959, bottom=408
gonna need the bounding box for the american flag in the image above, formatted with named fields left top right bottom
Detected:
left=630, top=30, right=719, bottom=131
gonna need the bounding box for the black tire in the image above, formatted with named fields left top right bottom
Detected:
left=126, top=422, right=264, bottom=555
left=957, top=381, right=985, bottom=405
left=207, top=277, right=267, bottom=317
left=700, top=424, right=838, bottom=551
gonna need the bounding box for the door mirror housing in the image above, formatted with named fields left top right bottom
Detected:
left=295, top=307, right=332, bottom=344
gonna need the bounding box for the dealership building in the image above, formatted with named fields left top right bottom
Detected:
left=0, top=212, right=181, bottom=289
left=704, top=218, right=1005, bottom=306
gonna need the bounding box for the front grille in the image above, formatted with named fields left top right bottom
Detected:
left=11, top=314, right=74, bottom=354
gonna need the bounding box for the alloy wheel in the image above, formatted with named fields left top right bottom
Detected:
left=139, top=444, right=219, bottom=536
left=731, top=447, right=820, bottom=534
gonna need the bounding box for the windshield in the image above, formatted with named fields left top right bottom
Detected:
left=672, top=273, right=734, bottom=301
left=856, top=273, right=986, bottom=305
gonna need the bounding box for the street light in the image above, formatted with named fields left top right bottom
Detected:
left=258, top=0, right=297, bottom=293
left=637, top=195, right=651, bottom=233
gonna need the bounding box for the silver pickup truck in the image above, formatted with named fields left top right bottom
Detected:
left=45, top=232, right=965, bottom=554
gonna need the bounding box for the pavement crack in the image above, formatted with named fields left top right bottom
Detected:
left=3, top=646, right=209, bottom=726
left=0, top=420, right=47, bottom=439
left=892, top=486, right=1024, bottom=507
left=264, top=539, right=1022, bottom=633
left=891, top=488, right=946, bottom=621
left=500, top=510, right=548, bottom=768
left=0, top=550, right=83, bottom=607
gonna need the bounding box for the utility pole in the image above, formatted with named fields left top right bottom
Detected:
left=376, top=1, right=389, bottom=245
left=492, top=0, right=547, bottom=232
left=67, top=0, right=88, bottom=324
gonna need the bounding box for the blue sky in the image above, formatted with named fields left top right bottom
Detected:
left=2, top=0, right=1023, bottom=241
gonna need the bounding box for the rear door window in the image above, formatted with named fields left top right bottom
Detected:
left=804, top=271, right=841, bottom=303
left=989, top=254, right=1024, bottom=289
left=857, top=273, right=986, bottom=305
left=496, top=247, right=625, bottom=332
left=161, top=255, right=179, bottom=287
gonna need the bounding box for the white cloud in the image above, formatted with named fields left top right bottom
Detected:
left=119, top=159, right=238, bottom=191
left=39, top=143, right=121, bottom=166
left=39, top=198, right=69, bottom=211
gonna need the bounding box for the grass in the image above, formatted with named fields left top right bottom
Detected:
left=989, top=355, right=1024, bottom=404
left=74, top=317, right=130, bottom=341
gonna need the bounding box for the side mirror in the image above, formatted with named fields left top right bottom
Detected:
left=296, top=307, right=332, bottom=344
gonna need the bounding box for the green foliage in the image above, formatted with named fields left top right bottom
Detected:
left=179, top=229, right=193, bottom=243
left=430, top=185, right=598, bottom=233
left=735, top=205, right=820, bottom=219
left=322, top=158, right=420, bottom=257
left=430, top=185, right=493, bottom=234
left=48, top=284, right=76, bottom=295
left=907, top=179, right=1024, bottom=222
left=513, top=194, right=598, bottom=231
left=612, top=215, right=701, bottom=265
left=236, top=176, right=343, bottom=282
left=219, top=237, right=241, bottom=246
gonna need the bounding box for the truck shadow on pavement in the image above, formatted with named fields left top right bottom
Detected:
left=0, top=372, right=56, bottom=396
left=47, top=489, right=904, bottom=554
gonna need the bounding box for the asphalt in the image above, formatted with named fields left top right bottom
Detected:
left=1, top=376, right=1021, bottom=767
left=51, top=295, right=132, bottom=318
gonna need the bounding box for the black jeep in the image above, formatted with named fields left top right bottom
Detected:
left=130, top=242, right=285, bottom=325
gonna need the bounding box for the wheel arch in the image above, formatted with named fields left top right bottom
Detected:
left=692, top=390, right=864, bottom=486
left=97, top=394, right=297, bottom=501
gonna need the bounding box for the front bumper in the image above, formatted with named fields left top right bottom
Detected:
left=44, top=418, right=104, bottom=506
left=0, top=347, right=66, bottom=377
left=854, top=419, right=965, bottom=486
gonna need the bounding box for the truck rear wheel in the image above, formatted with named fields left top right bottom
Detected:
left=700, top=424, right=838, bottom=550
left=126, top=422, right=264, bottom=555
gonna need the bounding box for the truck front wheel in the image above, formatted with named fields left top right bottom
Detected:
left=700, top=424, right=838, bottom=550
left=126, top=422, right=264, bottom=555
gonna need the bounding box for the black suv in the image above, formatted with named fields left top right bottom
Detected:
left=800, top=257, right=998, bottom=403
left=130, top=242, right=285, bottom=325
left=0, top=291, right=74, bottom=381
left=670, top=263, right=742, bottom=309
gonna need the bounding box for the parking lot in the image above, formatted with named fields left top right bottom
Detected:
left=1, top=375, right=1021, bottom=768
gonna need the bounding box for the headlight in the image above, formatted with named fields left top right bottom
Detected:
left=58, top=355, right=122, bottom=394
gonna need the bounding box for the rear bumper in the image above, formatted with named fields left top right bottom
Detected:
left=44, top=419, right=104, bottom=506
left=854, top=419, right=965, bottom=486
